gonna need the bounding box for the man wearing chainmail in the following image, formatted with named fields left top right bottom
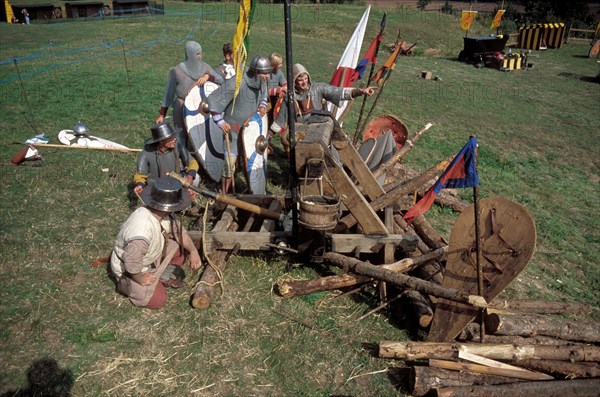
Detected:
left=133, top=122, right=199, bottom=195
left=270, top=63, right=377, bottom=156
left=156, top=41, right=223, bottom=146
left=207, top=55, right=271, bottom=194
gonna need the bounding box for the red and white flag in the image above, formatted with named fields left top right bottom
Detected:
left=327, top=6, right=370, bottom=121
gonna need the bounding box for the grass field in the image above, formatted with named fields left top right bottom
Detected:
left=1, top=2, right=599, bottom=396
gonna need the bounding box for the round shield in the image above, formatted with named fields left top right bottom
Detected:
left=363, top=114, right=408, bottom=150
left=589, top=40, right=600, bottom=59
left=428, top=197, right=536, bottom=342
left=184, top=82, right=223, bottom=183
left=241, top=112, right=268, bottom=194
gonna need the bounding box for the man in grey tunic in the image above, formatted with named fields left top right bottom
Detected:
left=133, top=122, right=199, bottom=195
left=207, top=55, right=271, bottom=194
left=156, top=41, right=223, bottom=146
left=270, top=63, right=377, bottom=156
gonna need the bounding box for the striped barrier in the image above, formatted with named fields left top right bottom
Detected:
left=517, top=23, right=565, bottom=50
left=492, top=53, right=526, bottom=71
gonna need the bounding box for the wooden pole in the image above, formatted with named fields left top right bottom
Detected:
left=191, top=207, right=238, bottom=309
left=357, top=29, right=402, bottom=136
left=324, top=252, right=486, bottom=307
left=472, top=135, right=484, bottom=342
left=353, top=12, right=387, bottom=146
left=378, top=341, right=600, bottom=362
left=277, top=247, right=447, bottom=298
left=32, top=143, right=141, bottom=153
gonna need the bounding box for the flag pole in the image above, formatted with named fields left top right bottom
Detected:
left=465, top=0, right=473, bottom=38
left=471, top=135, right=484, bottom=342
left=353, top=12, right=387, bottom=147
left=497, top=0, right=505, bottom=35
left=358, top=29, right=402, bottom=139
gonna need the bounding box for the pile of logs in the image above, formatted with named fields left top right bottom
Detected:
left=188, top=118, right=599, bottom=394
left=380, top=330, right=600, bottom=396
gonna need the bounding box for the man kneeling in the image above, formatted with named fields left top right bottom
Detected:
left=111, top=177, right=202, bottom=309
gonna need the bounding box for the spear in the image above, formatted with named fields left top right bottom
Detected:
left=357, top=29, right=404, bottom=140
left=353, top=12, right=387, bottom=147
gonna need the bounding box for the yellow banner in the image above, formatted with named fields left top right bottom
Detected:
left=461, top=10, right=478, bottom=31
left=491, top=10, right=505, bottom=29
left=5, top=0, right=15, bottom=23
left=232, top=0, right=254, bottom=105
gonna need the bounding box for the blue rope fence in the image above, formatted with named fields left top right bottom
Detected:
left=0, top=12, right=221, bottom=84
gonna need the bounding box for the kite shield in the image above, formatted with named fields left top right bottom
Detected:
left=240, top=112, right=269, bottom=194
left=184, top=82, right=224, bottom=183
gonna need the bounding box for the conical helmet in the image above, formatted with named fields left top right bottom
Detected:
left=73, top=122, right=90, bottom=136
left=248, top=55, right=271, bottom=75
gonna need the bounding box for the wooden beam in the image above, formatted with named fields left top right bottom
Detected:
left=328, top=233, right=418, bottom=254
left=190, top=231, right=291, bottom=253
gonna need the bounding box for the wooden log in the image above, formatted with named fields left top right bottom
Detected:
left=277, top=274, right=372, bottom=298
left=410, top=365, right=525, bottom=397
left=506, top=359, right=600, bottom=379
left=378, top=341, right=600, bottom=362
left=458, top=323, right=584, bottom=345
left=191, top=207, right=238, bottom=309
left=435, top=378, right=600, bottom=397
left=404, top=290, right=434, bottom=328
left=394, top=215, right=444, bottom=285
left=323, top=252, right=485, bottom=308
left=488, top=300, right=594, bottom=315
left=278, top=247, right=447, bottom=298
left=433, top=191, right=470, bottom=212
left=410, top=215, right=447, bottom=250
left=485, top=313, right=600, bottom=343
left=393, top=214, right=429, bottom=254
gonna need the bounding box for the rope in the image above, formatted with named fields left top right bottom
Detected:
left=200, top=198, right=225, bottom=297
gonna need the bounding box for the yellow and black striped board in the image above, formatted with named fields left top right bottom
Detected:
left=544, top=23, right=565, bottom=48
left=492, top=53, right=524, bottom=71
left=518, top=23, right=565, bottom=50
left=501, top=54, right=524, bottom=70
left=518, top=24, right=544, bottom=50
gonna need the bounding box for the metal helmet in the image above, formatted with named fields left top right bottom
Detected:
left=248, top=55, right=271, bottom=75
left=73, top=122, right=90, bottom=136
left=149, top=122, right=176, bottom=144
left=140, top=176, right=191, bottom=213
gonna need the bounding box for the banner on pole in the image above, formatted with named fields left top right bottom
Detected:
left=403, top=137, right=479, bottom=224
left=461, top=10, right=478, bottom=31
left=491, top=10, right=505, bottom=29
